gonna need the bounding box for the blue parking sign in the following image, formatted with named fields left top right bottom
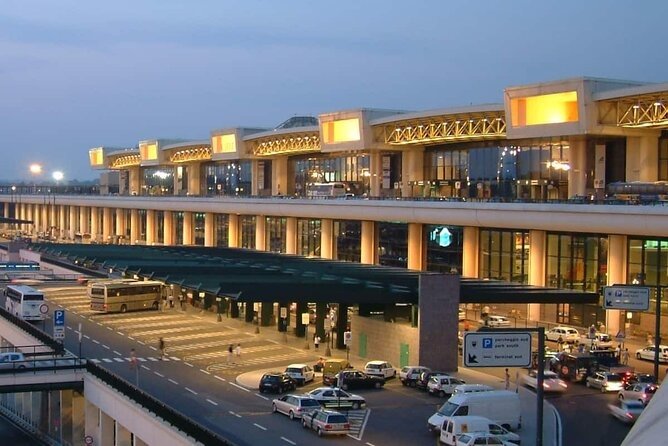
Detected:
left=54, top=310, right=65, bottom=326
left=482, top=338, right=493, bottom=349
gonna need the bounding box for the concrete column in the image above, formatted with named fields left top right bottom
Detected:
left=128, top=166, right=140, bottom=195
left=228, top=214, right=239, bottom=247
left=401, top=147, right=424, bottom=198
left=84, top=400, right=100, bottom=446
left=251, top=159, right=261, bottom=196
left=273, top=157, right=289, bottom=196
left=607, top=234, right=627, bottom=336
left=528, top=230, right=546, bottom=322
left=130, top=209, right=139, bottom=244
left=116, top=422, right=132, bottom=446
left=80, top=207, right=90, bottom=235
left=462, top=226, right=479, bottom=278
left=72, top=390, right=85, bottom=446
left=315, top=301, right=327, bottom=340
left=115, top=209, right=126, bottom=241
left=336, top=303, right=348, bottom=349
left=69, top=206, right=78, bottom=239
left=567, top=137, right=587, bottom=198
left=626, top=134, right=660, bottom=182
left=407, top=223, right=424, bottom=271
left=163, top=211, right=174, bottom=246
left=60, top=389, right=73, bottom=446
left=187, top=163, right=201, bottom=195
left=41, top=204, right=48, bottom=233
left=320, top=219, right=334, bottom=259
left=90, top=207, right=99, bottom=242
left=31, top=204, right=39, bottom=234
left=204, top=212, right=215, bottom=247
left=145, top=210, right=156, bottom=245
left=369, top=152, right=382, bottom=197
left=102, top=208, right=112, bottom=243
left=295, top=301, right=308, bottom=337
left=419, top=274, right=460, bottom=371
left=286, top=217, right=297, bottom=254
left=260, top=302, right=273, bottom=326
left=47, top=203, right=55, bottom=233
left=255, top=216, right=266, bottom=250
left=361, top=220, right=377, bottom=264
left=183, top=211, right=194, bottom=245
left=59, top=205, right=66, bottom=240
left=99, top=410, right=114, bottom=446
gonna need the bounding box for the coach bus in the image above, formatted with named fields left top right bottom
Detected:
left=306, top=182, right=353, bottom=198
left=88, top=280, right=163, bottom=313
left=4, top=285, right=46, bottom=321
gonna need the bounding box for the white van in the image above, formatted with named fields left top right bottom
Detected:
left=427, top=390, right=521, bottom=433
left=439, top=416, right=521, bottom=446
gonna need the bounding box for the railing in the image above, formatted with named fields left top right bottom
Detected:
left=0, top=307, right=64, bottom=354
left=85, top=362, right=236, bottom=446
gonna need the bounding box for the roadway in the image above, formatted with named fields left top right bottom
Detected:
left=3, top=284, right=657, bottom=445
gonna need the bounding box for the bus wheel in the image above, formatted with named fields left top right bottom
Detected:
left=152, top=302, right=159, bottom=310
left=120, top=304, right=127, bottom=313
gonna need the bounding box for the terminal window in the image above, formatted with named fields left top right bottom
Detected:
left=322, top=118, right=361, bottom=144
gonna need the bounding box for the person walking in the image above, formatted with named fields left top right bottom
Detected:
left=159, top=337, right=165, bottom=360
left=557, top=335, right=564, bottom=351
left=621, top=348, right=630, bottom=365
left=235, top=343, right=242, bottom=358
left=227, top=344, right=234, bottom=365
left=129, top=348, right=138, bottom=370
left=504, top=368, right=510, bottom=390
left=314, top=335, right=321, bottom=350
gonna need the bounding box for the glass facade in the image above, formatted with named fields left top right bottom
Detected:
left=156, top=211, right=164, bottom=243
left=334, top=220, right=361, bottom=262
left=202, top=161, right=252, bottom=196
left=378, top=222, right=408, bottom=268
left=142, top=167, right=174, bottom=195
left=175, top=212, right=183, bottom=244
left=479, top=229, right=530, bottom=283
left=628, top=238, right=668, bottom=314
left=240, top=216, right=256, bottom=249
left=425, top=224, right=464, bottom=273
left=194, top=212, right=205, bottom=246
left=297, top=218, right=321, bottom=257
left=266, top=217, right=287, bottom=253
left=660, top=136, right=668, bottom=181
left=290, top=154, right=370, bottom=197
left=215, top=214, right=229, bottom=247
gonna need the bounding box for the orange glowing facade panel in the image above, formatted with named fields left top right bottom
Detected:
left=139, top=142, right=158, bottom=161
left=212, top=134, right=237, bottom=154
left=510, top=91, right=579, bottom=127
left=89, top=148, right=105, bottom=166
left=322, top=118, right=361, bottom=144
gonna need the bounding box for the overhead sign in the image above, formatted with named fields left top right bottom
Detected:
left=603, top=286, right=650, bottom=311
left=464, top=331, right=532, bottom=367
left=53, top=309, right=65, bottom=340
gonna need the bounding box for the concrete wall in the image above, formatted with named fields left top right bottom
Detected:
left=349, top=315, right=419, bottom=367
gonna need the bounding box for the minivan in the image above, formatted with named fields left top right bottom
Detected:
left=322, top=359, right=352, bottom=385
left=440, top=416, right=521, bottom=446
left=427, top=390, right=521, bottom=432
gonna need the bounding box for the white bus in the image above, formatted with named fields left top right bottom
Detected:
left=89, top=280, right=163, bottom=313
left=4, top=285, right=46, bottom=321
left=306, top=182, right=351, bottom=198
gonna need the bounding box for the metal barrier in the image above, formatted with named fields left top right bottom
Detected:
left=85, top=362, right=236, bottom=446
left=0, top=307, right=64, bottom=354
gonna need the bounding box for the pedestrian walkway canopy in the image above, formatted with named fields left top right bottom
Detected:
left=28, top=243, right=599, bottom=305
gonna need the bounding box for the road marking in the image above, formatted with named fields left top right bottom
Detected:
left=106, top=326, right=113, bottom=331
left=229, top=382, right=250, bottom=393
left=154, top=371, right=165, bottom=378
left=148, top=357, right=158, bottom=362
left=102, top=359, right=112, bottom=363
left=206, top=399, right=218, bottom=406
left=96, top=322, right=102, bottom=326
left=149, top=346, right=157, bottom=351
left=128, top=336, right=135, bottom=340
left=66, top=326, right=73, bottom=330
left=92, top=340, right=100, bottom=345
left=113, top=358, right=124, bottom=362
left=169, top=356, right=180, bottom=361
left=168, top=378, right=178, bottom=385
left=185, top=362, right=194, bottom=367
left=366, top=443, right=376, bottom=446
left=215, top=376, right=226, bottom=382
left=255, top=394, right=269, bottom=401
left=137, top=341, right=145, bottom=345
left=200, top=369, right=211, bottom=375
left=83, top=335, right=90, bottom=339
left=229, top=411, right=242, bottom=418
left=141, top=365, right=150, bottom=370
left=281, top=438, right=296, bottom=445
left=113, top=350, right=122, bottom=356
left=253, top=423, right=267, bottom=431
left=185, top=387, right=197, bottom=395
left=102, top=344, right=110, bottom=350
left=138, top=357, right=147, bottom=362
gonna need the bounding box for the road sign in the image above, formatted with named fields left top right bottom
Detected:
left=463, top=331, right=532, bottom=367
left=603, top=286, right=650, bottom=311
left=39, top=303, right=49, bottom=314
left=301, top=313, right=310, bottom=325
left=343, top=331, right=352, bottom=346
left=53, top=309, right=65, bottom=340
left=615, top=331, right=625, bottom=342
left=84, top=435, right=94, bottom=445
left=280, top=307, right=287, bottom=319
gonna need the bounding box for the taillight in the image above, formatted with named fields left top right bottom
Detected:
left=325, top=424, right=332, bottom=430
left=625, top=412, right=634, bottom=420
left=344, top=423, right=350, bottom=429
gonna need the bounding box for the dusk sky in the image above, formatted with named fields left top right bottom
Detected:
left=1, top=0, right=666, bottom=181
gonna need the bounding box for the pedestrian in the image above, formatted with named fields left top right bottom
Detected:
left=464, top=320, right=470, bottom=332
left=615, top=344, right=621, bottom=360
left=168, top=293, right=174, bottom=309
left=159, top=337, right=165, bottom=360
left=227, top=344, right=234, bottom=364
left=129, top=348, right=137, bottom=370
left=621, top=348, right=630, bottom=365
left=647, top=333, right=653, bottom=346
left=235, top=343, right=242, bottom=358
left=504, top=368, right=510, bottom=390
left=557, top=335, right=564, bottom=351
left=314, top=335, right=321, bottom=350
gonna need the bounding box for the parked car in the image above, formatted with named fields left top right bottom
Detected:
left=284, top=363, right=315, bottom=386
left=399, top=365, right=431, bottom=387
left=484, top=315, right=511, bottom=327
left=427, top=375, right=466, bottom=397
left=335, top=370, right=385, bottom=390
left=0, top=352, right=27, bottom=370
left=586, top=372, right=624, bottom=393
left=271, top=394, right=321, bottom=420
left=258, top=372, right=297, bottom=394
left=416, top=370, right=449, bottom=391
left=428, top=390, right=521, bottom=432
left=301, top=408, right=350, bottom=437
left=440, top=415, right=521, bottom=446
left=455, top=432, right=514, bottom=446
left=618, top=383, right=658, bottom=406
left=626, top=373, right=658, bottom=386
left=307, top=387, right=365, bottom=410
left=364, top=360, right=396, bottom=379
left=608, top=400, right=644, bottom=424
left=581, top=332, right=614, bottom=350
left=545, top=326, right=580, bottom=343
left=635, top=345, right=668, bottom=363
left=459, top=308, right=466, bottom=321
left=521, top=370, right=568, bottom=393
left=322, top=358, right=352, bottom=385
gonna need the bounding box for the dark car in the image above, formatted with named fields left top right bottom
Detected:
left=416, top=371, right=448, bottom=391
left=335, top=370, right=385, bottom=390
left=627, top=373, right=658, bottom=385
left=259, top=372, right=297, bottom=394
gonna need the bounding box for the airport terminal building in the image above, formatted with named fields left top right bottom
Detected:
left=2, top=76, right=668, bottom=341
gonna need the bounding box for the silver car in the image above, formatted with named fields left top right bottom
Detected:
left=272, top=394, right=321, bottom=420
left=618, top=383, right=658, bottom=406
left=586, top=372, right=624, bottom=393
left=301, top=408, right=350, bottom=436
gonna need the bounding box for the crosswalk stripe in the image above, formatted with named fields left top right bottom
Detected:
left=207, top=352, right=315, bottom=371
left=90, top=359, right=101, bottom=363
left=166, top=336, right=256, bottom=352
left=102, top=358, right=113, bottom=363
left=113, top=358, right=125, bottom=362
left=148, top=357, right=158, bottom=361
left=183, top=343, right=285, bottom=361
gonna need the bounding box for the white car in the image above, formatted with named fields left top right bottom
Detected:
left=485, top=315, right=510, bottom=327
left=635, top=345, right=668, bottom=363
left=608, top=400, right=644, bottom=424
left=0, top=352, right=27, bottom=370
left=427, top=374, right=466, bottom=397
left=307, top=387, right=365, bottom=410
left=455, top=432, right=514, bottom=446
left=618, top=383, right=658, bottom=406
left=545, top=326, right=580, bottom=343
left=586, top=372, right=624, bottom=393
left=284, top=363, right=315, bottom=386
left=459, top=308, right=466, bottom=321
left=521, top=370, right=567, bottom=393
left=364, top=360, right=396, bottom=379
left=399, top=366, right=430, bottom=386
left=271, top=394, right=321, bottom=420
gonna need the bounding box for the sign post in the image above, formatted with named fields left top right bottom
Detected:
left=53, top=309, right=65, bottom=341
left=302, top=313, right=310, bottom=349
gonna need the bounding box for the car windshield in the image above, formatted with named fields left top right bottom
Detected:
left=367, top=364, right=381, bottom=370
left=286, top=368, right=301, bottom=373
left=327, top=415, right=348, bottom=423
left=437, top=401, right=459, bottom=416
left=607, top=375, right=622, bottom=382
left=264, top=376, right=278, bottom=382
left=301, top=399, right=320, bottom=407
